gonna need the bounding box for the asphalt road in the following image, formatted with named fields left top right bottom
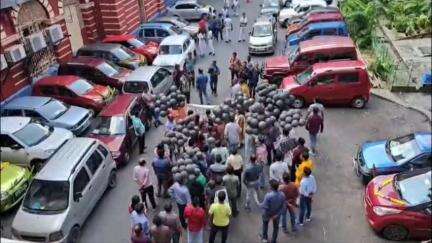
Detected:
left=1, top=0, right=431, bottom=243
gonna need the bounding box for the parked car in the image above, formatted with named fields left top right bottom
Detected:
left=248, top=17, right=277, bottom=55
left=281, top=60, right=371, bottom=108
left=1, top=96, right=92, bottom=135
left=102, top=34, right=159, bottom=64
left=287, top=21, right=349, bottom=47
left=11, top=138, right=117, bottom=243
left=134, top=22, right=184, bottom=44
left=0, top=162, right=32, bottom=212
left=151, top=16, right=199, bottom=37
left=123, top=66, right=173, bottom=95
left=287, top=12, right=344, bottom=36
left=0, top=117, right=73, bottom=169
left=33, top=75, right=115, bottom=112
left=264, top=36, right=357, bottom=84
left=76, top=43, right=146, bottom=70
left=88, top=94, right=147, bottom=165
left=58, top=56, right=131, bottom=89
left=153, top=35, right=196, bottom=69
left=286, top=6, right=340, bottom=26
left=260, top=0, right=280, bottom=17
left=278, top=0, right=327, bottom=26
left=364, top=168, right=431, bottom=241
left=354, top=132, right=432, bottom=183
left=168, top=0, right=213, bottom=20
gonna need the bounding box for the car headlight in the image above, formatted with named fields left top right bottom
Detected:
left=372, top=206, right=402, bottom=216
left=49, top=230, right=64, bottom=241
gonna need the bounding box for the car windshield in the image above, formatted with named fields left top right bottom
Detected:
left=263, top=0, right=278, bottom=8
left=296, top=68, right=312, bottom=85
left=159, top=45, right=183, bottom=55
left=252, top=24, right=272, bottom=37
left=97, top=62, right=119, bottom=77
left=93, top=116, right=126, bottom=135
left=127, top=38, right=145, bottom=48
left=23, top=179, right=69, bottom=213
left=13, top=123, right=50, bottom=147
left=395, top=171, right=431, bottom=206
left=386, top=134, right=422, bottom=164
left=123, top=81, right=149, bottom=93
left=288, top=46, right=299, bottom=63
left=112, top=47, right=134, bottom=61
left=68, top=79, right=93, bottom=95
left=39, top=99, right=69, bottom=120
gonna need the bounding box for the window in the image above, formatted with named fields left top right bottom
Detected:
left=3, top=109, right=23, bottom=116
left=86, top=150, right=103, bottom=174
left=305, top=29, right=321, bottom=39
left=0, top=134, right=22, bottom=148
left=323, top=28, right=337, bottom=35
left=98, top=145, right=109, bottom=157
left=176, top=4, right=195, bottom=9
left=40, top=86, right=56, bottom=96
left=315, top=75, right=334, bottom=86
left=411, top=155, right=432, bottom=167
left=339, top=73, right=359, bottom=83
left=58, top=87, right=76, bottom=97
left=156, top=29, right=169, bottom=37
left=73, top=167, right=90, bottom=194
left=151, top=69, right=167, bottom=87
left=332, top=51, right=356, bottom=60
left=144, top=29, right=155, bottom=37
left=68, top=79, right=93, bottom=95
left=315, top=54, right=329, bottom=62
left=24, top=110, right=44, bottom=119
left=123, top=81, right=149, bottom=93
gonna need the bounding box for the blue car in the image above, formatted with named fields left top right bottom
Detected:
left=287, top=21, right=348, bottom=47
left=354, top=132, right=432, bottom=183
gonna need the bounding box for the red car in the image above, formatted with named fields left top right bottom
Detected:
left=287, top=12, right=344, bottom=36
left=364, top=168, right=431, bottom=241
left=33, top=75, right=115, bottom=112
left=102, top=34, right=159, bottom=64
left=281, top=60, right=371, bottom=108
left=88, top=94, right=147, bottom=165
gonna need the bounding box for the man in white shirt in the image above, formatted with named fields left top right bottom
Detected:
left=238, top=12, right=248, bottom=42
left=224, top=116, right=241, bottom=152
left=298, top=167, right=317, bottom=226
left=269, top=151, right=289, bottom=183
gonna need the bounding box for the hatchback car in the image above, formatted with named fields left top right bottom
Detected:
left=281, top=60, right=371, bottom=108
left=58, top=56, right=131, bottom=89
left=249, top=18, right=277, bottom=55
left=0, top=162, right=32, bottom=212
left=286, top=6, right=340, bottom=26
left=168, top=0, right=213, bottom=20
left=102, top=34, right=159, bottom=64
left=364, top=168, right=431, bottom=241
left=153, top=35, right=196, bottom=69
left=12, top=138, right=116, bottom=243
left=151, top=16, right=199, bottom=38
left=1, top=96, right=92, bottom=135
left=278, top=0, right=327, bottom=26
left=287, top=12, right=344, bottom=36
left=33, top=75, right=115, bottom=112
left=354, top=132, right=432, bottom=183
left=123, top=66, right=172, bottom=95
left=76, top=43, right=146, bottom=70
left=134, top=22, right=184, bottom=44
left=0, top=117, right=73, bottom=169
left=88, top=94, right=146, bottom=165
left=287, top=21, right=349, bottom=47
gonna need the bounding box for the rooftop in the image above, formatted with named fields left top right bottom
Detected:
left=313, top=60, right=366, bottom=74
left=99, top=94, right=136, bottom=117
left=160, top=34, right=189, bottom=45
left=126, top=66, right=160, bottom=82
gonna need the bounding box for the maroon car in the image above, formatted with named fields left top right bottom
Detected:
left=87, top=94, right=147, bottom=165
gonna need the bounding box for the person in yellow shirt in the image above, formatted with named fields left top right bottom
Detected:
left=295, top=151, right=315, bottom=187
left=209, top=191, right=231, bottom=243
left=240, top=79, right=250, bottom=98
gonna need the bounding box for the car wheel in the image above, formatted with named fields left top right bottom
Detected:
left=382, top=225, right=408, bottom=241
left=108, top=170, right=117, bottom=189
left=351, top=97, right=366, bottom=109
left=292, top=97, right=305, bottom=109
left=67, top=225, right=80, bottom=243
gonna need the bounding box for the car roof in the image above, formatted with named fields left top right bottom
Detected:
left=99, top=94, right=137, bottom=117
left=312, top=60, right=366, bottom=74
left=414, top=132, right=432, bottom=153
left=3, top=96, right=52, bottom=110
left=295, top=0, right=326, bottom=6
left=299, top=36, right=355, bottom=53
left=308, top=21, right=346, bottom=29
left=126, top=66, right=160, bottom=81
left=176, top=0, right=198, bottom=4
left=35, top=75, right=80, bottom=87
left=140, top=22, right=174, bottom=28
left=160, top=34, right=189, bottom=45
left=102, top=34, right=135, bottom=43
left=36, top=138, right=98, bottom=181
left=63, top=56, right=105, bottom=67
left=152, top=16, right=181, bottom=22
left=307, top=12, right=343, bottom=21
left=78, top=43, right=123, bottom=52
left=1, top=116, right=31, bottom=134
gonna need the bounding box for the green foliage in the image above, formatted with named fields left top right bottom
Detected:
left=383, top=0, right=431, bottom=35
left=368, top=39, right=396, bottom=81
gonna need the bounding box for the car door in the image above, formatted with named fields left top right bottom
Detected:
left=150, top=69, right=165, bottom=94
left=406, top=203, right=432, bottom=239
left=126, top=115, right=138, bottom=146
left=334, top=71, right=363, bottom=104
left=0, top=134, right=29, bottom=166
left=71, top=166, right=93, bottom=223
left=85, top=147, right=107, bottom=199
left=307, top=74, right=337, bottom=104
left=158, top=68, right=173, bottom=94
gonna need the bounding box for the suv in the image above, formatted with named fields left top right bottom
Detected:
left=278, top=0, right=327, bottom=26
left=123, top=66, right=172, bottom=95
left=12, top=138, right=117, bottom=243
left=58, top=56, right=131, bottom=89
left=264, top=36, right=357, bottom=84
left=152, top=35, right=196, bottom=69
left=102, top=34, right=159, bottom=64
left=1, top=96, right=92, bottom=135
left=76, top=43, right=146, bottom=70
left=281, top=60, right=371, bottom=108
left=0, top=117, right=73, bottom=169
left=134, top=22, right=183, bottom=44
left=287, top=12, right=344, bottom=36
left=287, top=21, right=349, bottom=47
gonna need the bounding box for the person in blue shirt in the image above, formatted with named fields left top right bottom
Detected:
left=196, top=68, right=210, bottom=105
left=260, top=179, right=286, bottom=243
left=152, top=148, right=172, bottom=198
left=131, top=115, right=146, bottom=154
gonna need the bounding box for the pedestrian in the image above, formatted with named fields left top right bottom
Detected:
left=133, top=158, right=156, bottom=210
left=181, top=74, right=191, bottom=103
left=274, top=129, right=297, bottom=163
left=184, top=197, right=206, bottom=243
left=214, top=119, right=226, bottom=142
left=248, top=63, right=260, bottom=98
left=216, top=13, right=224, bottom=41
left=158, top=203, right=182, bottom=243
left=290, top=137, right=308, bottom=182
left=129, top=195, right=141, bottom=214
left=305, top=107, right=324, bottom=155
left=231, top=80, right=241, bottom=98
left=295, top=151, right=315, bottom=187
left=223, top=165, right=240, bottom=216
left=184, top=52, right=195, bottom=87
left=187, top=172, right=206, bottom=209
left=240, top=79, right=250, bottom=98
left=224, top=116, right=241, bottom=152
left=208, top=191, right=232, bottom=243
left=243, top=155, right=262, bottom=211
left=131, top=223, right=150, bottom=243
left=298, top=167, right=317, bottom=226
left=224, top=0, right=231, bottom=9
left=226, top=148, right=243, bottom=197
left=260, top=179, right=286, bottom=243
left=207, top=30, right=215, bottom=56
left=165, top=114, right=176, bottom=133
left=152, top=148, right=172, bottom=198
left=278, top=172, right=298, bottom=233
left=232, top=0, right=239, bottom=16
left=168, top=176, right=191, bottom=229
left=308, top=99, right=325, bottom=119
left=208, top=60, right=220, bottom=96
left=211, top=140, right=229, bottom=164
left=224, top=14, right=233, bottom=43
left=208, top=154, right=227, bottom=180
left=150, top=215, right=172, bottom=243
left=208, top=16, right=217, bottom=38
left=256, top=136, right=267, bottom=188
left=265, top=125, right=280, bottom=165
left=238, top=12, right=248, bottom=42
left=198, top=15, right=208, bottom=34
left=131, top=203, right=150, bottom=236
left=196, top=69, right=210, bottom=105
left=269, top=151, right=289, bottom=183
left=172, top=64, right=183, bottom=88
left=131, top=114, right=146, bottom=154
left=197, top=32, right=206, bottom=57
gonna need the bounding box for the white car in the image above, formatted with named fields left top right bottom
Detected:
left=152, top=34, right=196, bottom=70
left=0, top=117, right=73, bottom=169
left=249, top=18, right=277, bottom=55
left=168, top=0, right=213, bottom=20
left=278, top=0, right=327, bottom=26
left=123, top=66, right=173, bottom=95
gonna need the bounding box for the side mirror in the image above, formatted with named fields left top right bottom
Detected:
left=74, top=192, right=82, bottom=202
left=10, top=144, right=21, bottom=150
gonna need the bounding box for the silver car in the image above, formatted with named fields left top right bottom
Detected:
left=0, top=117, right=73, bottom=169
left=12, top=138, right=117, bottom=243
left=260, top=0, right=280, bottom=18
left=168, top=0, right=213, bottom=20
left=1, top=96, right=92, bottom=135
left=123, top=66, right=173, bottom=95
left=249, top=18, right=277, bottom=55
left=151, top=16, right=199, bottom=37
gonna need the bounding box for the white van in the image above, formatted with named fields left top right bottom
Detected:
left=123, top=66, right=173, bottom=95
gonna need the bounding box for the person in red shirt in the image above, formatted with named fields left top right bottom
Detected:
left=184, top=197, right=206, bottom=243
left=198, top=16, right=208, bottom=34
left=278, top=172, right=299, bottom=233
left=305, top=107, right=324, bottom=155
